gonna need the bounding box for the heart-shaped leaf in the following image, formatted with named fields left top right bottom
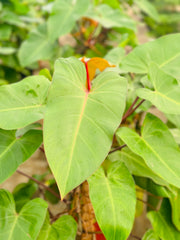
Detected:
left=117, top=113, right=180, bottom=188
left=48, top=0, right=90, bottom=41
left=0, top=75, right=50, bottom=130
left=0, top=189, right=48, bottom=240
left=120, top=33, right=180, bottom=81
left=37, top=214, right=77, bottom=240
left=136, top=64, right=180, bottom=114
left=88, top=161, right=136, bottom=240
left=44, top=57, right=127, bottom=198
left=0, top=129, right=43, bottom=183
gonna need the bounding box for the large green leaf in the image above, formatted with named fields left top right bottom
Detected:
left=142, top=229, right=160, bottom=240
left=44, top=57, right=127, bottom=198
left=0, top=189, right=48, bottom=240
left=48, top=0, right=90, bottom=41
left=88, top=161, right=136, bottom=240
left=0, top=75, right=50, bottom=129
left=136, top=64, right=180, bottom=114
left=0, top=129, right=43, bottom=183
left=85, top=4, right=136, bottom=31
left=148, top=199, right=180, bottom=240
left=108, top=147, right=168, bottom=186
left=120, top=33, right=180, bottom=81
left=117, top=113, right=180, bottom=188
left=18, top=24, right=58, bottom=67
left=37, top=214, right=77, bottom=240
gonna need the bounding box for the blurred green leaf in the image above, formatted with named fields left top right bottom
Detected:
left=142, top=229, right=160, bottom=240
left=18, top=24, right=58, bottom=67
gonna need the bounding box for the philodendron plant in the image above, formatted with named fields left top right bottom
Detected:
left=0, top=33, right=180, bottom=240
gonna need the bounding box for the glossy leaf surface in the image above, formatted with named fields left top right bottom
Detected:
left=120, top=33, right=180, bottom=81
left=37, top=214, right=77, bottom=240
left=0, top=189, right=47, bottom=240
left=0, top=75, right=50, bottom=129
left=0, top=129, right=43, bottom=183
left=148, top=199, right=180, bottom=240
left=44, top=57, right=127, bottom=198
left=117, top=113, right=180, bottom=188
left=137, top=64, right=180, bottom=114
left=88, top=161, right=136, bottom=240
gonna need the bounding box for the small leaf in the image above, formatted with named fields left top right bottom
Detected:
left=169, top=188, right=180, bottom=231
left=18, top=23, right=58, bottom=67
left=88, top=161, right=136, bottom=240
left=117, top=113, right=180, bottom=188
left=85, top=4, right=136, bottom=31
left=148, top=199, right=180, bottom=240
left=120, top=33, right=180, bottom=81
left=108, top=147, right=168, bottom=186
left=0, top=189, right=48, bottom=240
left=37, top=214, right=77, bottom=240
left=0, top=75, right=50, bottom=129
left=48, top=0, right=90, bottom=41
left=13, top=182, right=38, bottom=212
left=135, top=0, right=160, bottom=22
left=136, top=64, right=180, bottom=114
left=142, top=229, right=160, bottom=240
left=0, top=129, right=43, bottom=183
left=0, top=47, right=16, bottom=55
left=44, top=57, right=127, bottom=198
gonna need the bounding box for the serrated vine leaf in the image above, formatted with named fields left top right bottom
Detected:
left=37, top=214, right=77, bottom=240
left=88, top=161, right=136, bottom=240
left=44, top=57, right=127, bottom=198
left=136, top=64, right=180, bottom=114
left=0, top=75, right=50, bottom=129
left=0, top=129, right=43, bottom=183
left=148, top=199, right=180, bottom=240
left=0, top=189, right=48, bottom=240
left=120, top=33, right=180, bottom=81
left=48, top=0, right=90, bottom=41
left=116, top=113, right=180, bottom=188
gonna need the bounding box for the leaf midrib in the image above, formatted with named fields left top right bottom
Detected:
left=0, top=104, right=43, bottom=113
